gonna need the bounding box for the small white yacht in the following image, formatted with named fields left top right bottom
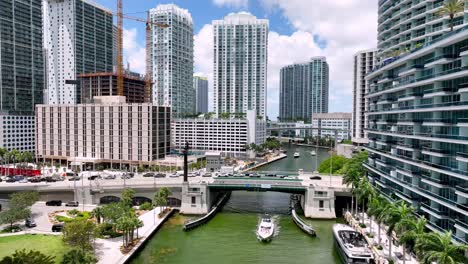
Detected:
left=256, top=215, right=275, bottom=242
left=310, top=150, right=316, bottom=156
left=333, top=224, right=374, bottom=264
left=293, top=152, right=300, bottom=158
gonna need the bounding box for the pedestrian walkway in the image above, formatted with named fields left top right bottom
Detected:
left=95, top=207, right=173, bottom=264
left=345, top=211, right=419, bottom=264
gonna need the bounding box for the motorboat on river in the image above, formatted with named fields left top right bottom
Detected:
left=333, top=224, right=374, bottom=264
left=256, top=215, right=275, bottom=242
left=293, top=152, right=300, bottom=158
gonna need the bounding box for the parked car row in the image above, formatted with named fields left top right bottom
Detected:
left=45, top=200, right=79, bottom=207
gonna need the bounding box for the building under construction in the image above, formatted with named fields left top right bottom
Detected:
left=79, top=72, right=146, bottom=103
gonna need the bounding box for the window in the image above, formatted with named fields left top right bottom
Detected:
left=191, top=196, right=196, bottom=204
left=319, top=200, right=324, bottom=208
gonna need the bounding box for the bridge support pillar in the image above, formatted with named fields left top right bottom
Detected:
left=180, top=182, right=211, bottom=215
left=303, top=185, right=336, bottom=219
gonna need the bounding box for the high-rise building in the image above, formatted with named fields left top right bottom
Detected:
left=43, top=0, right=114, bottom=105
left=193, top=76, right=208, bottom=113
left=365, top=1, right=468, bottom=243
left=149, top=4, right=194, bottom=118
left=213, top=12, right=268, bottom=119
left=0, top=0, right=43, bottom=151
left=352, top=49, right=378, bottom=145
left=279, top=57, right=329, bottom=122
left=378, top=0, right=468, bottom=59
left=79, top=72, right=146, bottom=103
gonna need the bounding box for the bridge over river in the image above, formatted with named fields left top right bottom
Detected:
left=0, top=172, right=351, bottom=219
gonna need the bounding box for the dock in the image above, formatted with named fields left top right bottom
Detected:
left=183, top=192, right=231, bottom=231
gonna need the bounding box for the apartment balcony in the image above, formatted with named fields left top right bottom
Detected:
left=424, top=54, right=458, bottom=67
left=455, top=185, right=468, bottom=201
left=459, top=45, right=468, bottom=57
left=422, top=87, right=454, bottom=98
left=421, top=146, right=451, bottom=157
left=455, top=152, right=468, bottom=162
left=420, top=201, right=449, bottom=219
left=398, top=64, right=423, bottom=77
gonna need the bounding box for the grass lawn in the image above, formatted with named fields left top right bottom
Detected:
left=0, top=234, right=68, bottom=263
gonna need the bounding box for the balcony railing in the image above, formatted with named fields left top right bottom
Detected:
left=425, top=54, right=458, bottom=64
left=368, top=100, right=468, bottom=113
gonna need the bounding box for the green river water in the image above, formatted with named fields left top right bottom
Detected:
left=131, top=145, right=342, bottom=264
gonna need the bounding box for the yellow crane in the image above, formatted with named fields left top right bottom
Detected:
left=116, top=0, right=169, bottom=102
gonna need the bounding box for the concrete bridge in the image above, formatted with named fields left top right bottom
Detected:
left=0, top=173, right=351, bottom=219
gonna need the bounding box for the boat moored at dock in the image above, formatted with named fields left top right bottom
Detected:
left=332, top=224, right=374, bottom=264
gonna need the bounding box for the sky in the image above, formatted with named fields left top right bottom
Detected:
left=95, top=0, right=378, bottom=120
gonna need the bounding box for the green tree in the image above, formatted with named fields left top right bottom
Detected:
left=100, top=202, right=129, bottom=224
left=121, top=188, right=136, bottom=208
left=0, top=207, right=30, bottom=229
left=9, top=191, right=39, bottom=209
left=398, top=217, right=427, bottom=262
left=61, top=249, right=97, bottom=264
left=415, top=231, right=468, bottom=264
left=383, top=200, right=414, bottom=260
left=437, top=0, right=466, bottom=31
left=0, top=249, right=55, bottom=264
left=62, top=219, right=96, bottom=251
left=90, top=207, right=104, bottom=224
left=367, top=195, right=390, bottom=245
left=354, top=178, right=376, bottom=224
left=317, top=155, right=348, bottom=174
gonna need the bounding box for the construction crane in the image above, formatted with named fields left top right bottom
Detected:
left=116, top=0, right=169, bottom=102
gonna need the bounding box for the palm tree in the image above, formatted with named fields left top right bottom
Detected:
left=342, top=166, right=361, bottom=215
left=383, top=200, right=415, bottom=260
left=415, top=231, right=468, bottom=264
left=355, top=178, right=376, bottom=224
left=437, top=0, right=466, bottom=31
left=398, top=217, right=427, bottom=262
left=91, top=207, right=104, bottom=224
left=367, top=195, right=389, bottom=245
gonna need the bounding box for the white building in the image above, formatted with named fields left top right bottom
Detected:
left=36, top=96, right=171, bottom=168
left=213, top=12, right=269, bottom=119
left=311, top=113, right=352, bottom=141
left=43, top=0, right=114, bottom=105
left=172, top=110, right=266, bottom=156
left=352, top=49, right=378, bottom=145
left=149, top=4, right=194, bottom=118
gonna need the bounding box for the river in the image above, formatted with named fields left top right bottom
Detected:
left=131, top=145, right=342, bottom=264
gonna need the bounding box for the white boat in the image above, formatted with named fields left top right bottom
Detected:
left=293, top=152, right=300, bottom=158
left=333, top=224, right=374, bottom=264
left=310, top=150, right=316, bottom=156
left=256, top=215, right=275, bottom=242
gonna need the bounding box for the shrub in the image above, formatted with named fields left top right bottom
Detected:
left=376, top=245, right=383, bottom=250
left=95, top=223, right=121, bottom=238
left=359, top=223, right=367, bottom=228
left=67, top=209, right=79, bottom=216
left=139, top=202, right=153, bottom=211
left=2, top=225, right=21, bottom=233
left=367, top=233, right=374, bottom=238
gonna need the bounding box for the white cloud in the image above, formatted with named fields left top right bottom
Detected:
left=261, top=0, right=378, bottom=115
left=122, top=28, right=146, bottom=74
left=212, top=0, right=248, bottom=9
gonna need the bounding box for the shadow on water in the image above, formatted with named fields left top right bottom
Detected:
left=131, top=190, right=342, bottom=264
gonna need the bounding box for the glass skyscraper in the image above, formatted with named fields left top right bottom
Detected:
left=43, top=0, right=114, bottom=105
left=0, top=0, right=43, bottom=152
left=366, top=0, right=468, bottom=243
left=279, top=57, right=329, bottom=122
left=193, top=76, right=208, bottom=113
left=213, top=12, right=268, bottom=119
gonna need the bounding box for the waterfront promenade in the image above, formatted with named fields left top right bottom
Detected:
left=95, top=207, right=173, bottom=264
left=345, top=212, right=419, bottom=264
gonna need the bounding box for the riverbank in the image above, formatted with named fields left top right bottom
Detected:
left=95, top=207, right=174, bottom=264
left=242, top=153, right=287, bottom=172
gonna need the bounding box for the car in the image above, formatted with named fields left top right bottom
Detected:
left=28, top=177, right=41, bottom=183
left=169, top=173, right=178, bottom=178
left=249, top=174, right=261, bottom=178
left=284, top=176, right=297, bottom=180
left=266, top=174, right=276, bottom=177
left=18, top=178, right=29, bottom=183
left=68, top=176, right=81, bottom=181
left=188, top=173, right=195, bottom=177
left=203, top=173, right=212, bottom=177
left=87, top=175, right=101, bottom=180
left=143, top=172, right=155, bottom=177
left=103, top=174, right=116, bottom=180
left=45, top=200, right=62, bottom=206
left=126, top=172, right=135, bottom=178
left=6, top=177, right=16, bottom=183
left=121, top=174, right=132, bottom=179
left=309, top=176, right=322, bottom=180
left=65, top=201, right=79, bottom=207
left=25, top=218, right=37, bottom=228
left=65, top=172, right=77, bottom=177
left=51, top=223, right=64, bottom=232
left=43, top=176, right=57, bottom=182
left=155, top=173, right=166, bottom=178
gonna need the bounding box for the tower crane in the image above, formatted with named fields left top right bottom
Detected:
left=116, top=0, right=169, bottom=102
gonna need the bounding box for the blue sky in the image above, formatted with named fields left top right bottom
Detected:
left=95, top=0, right=378, bottom=120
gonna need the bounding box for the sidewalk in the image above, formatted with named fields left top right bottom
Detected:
left=345, top=211, right=419, bottom=264
left=95, top=207, right=173, bottom=264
